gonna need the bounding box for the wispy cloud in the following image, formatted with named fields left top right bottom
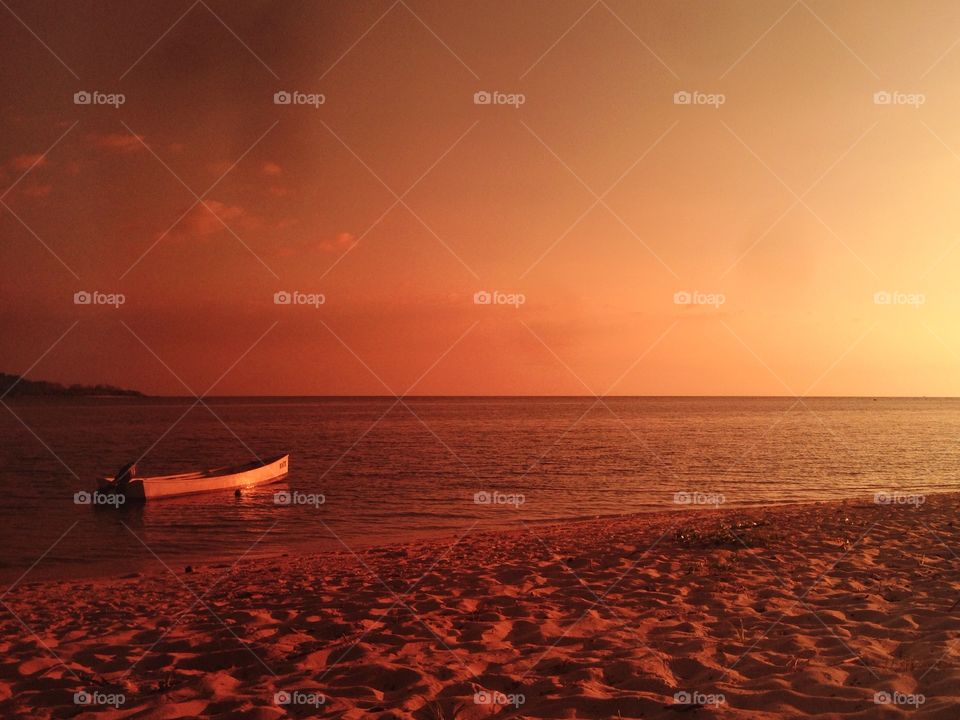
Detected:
left=164, top=200, right=249, bottom=241
left=8, top=154, right=47, bottom=171
left=89, top=133, right=146, bottom=153
left=320, top=232, right=355, bottom=253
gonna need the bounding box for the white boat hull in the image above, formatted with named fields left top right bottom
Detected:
left=97, top=455, right=289, bottom=501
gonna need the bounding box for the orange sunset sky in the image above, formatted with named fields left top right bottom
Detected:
left=3, top=0, right=960, bottom=396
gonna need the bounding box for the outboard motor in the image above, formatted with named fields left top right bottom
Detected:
left=114, top=462, right=137, bottom=490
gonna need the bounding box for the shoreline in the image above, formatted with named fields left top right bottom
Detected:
left=6, top=491, right=948, bottom=588
left=3, top=492, right=959, bottom=718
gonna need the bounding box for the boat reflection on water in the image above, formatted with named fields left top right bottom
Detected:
left=82, top=477, right=297, bottom=575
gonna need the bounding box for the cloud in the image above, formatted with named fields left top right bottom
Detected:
left=2, top=154, right=51, bottom=198
left=174, top=200, right=246, bottom=239
left=320, top=232, right=355, bottom=252
left=262, top=161, right=282, bottom=176
left=8, top=153, right=47, bottom=172
left=90, top=133, right=145, bottom=153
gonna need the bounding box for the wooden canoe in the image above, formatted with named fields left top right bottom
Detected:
left=97, top=454, right=289, bottom=501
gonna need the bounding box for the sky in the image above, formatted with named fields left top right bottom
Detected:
left=3, top=0, right=960, bottom=396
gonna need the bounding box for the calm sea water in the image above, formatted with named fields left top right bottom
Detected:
left=1, top=397, right=957, bottom=581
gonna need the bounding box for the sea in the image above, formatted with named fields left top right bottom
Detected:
left=0, top=396, right=955, bottom=582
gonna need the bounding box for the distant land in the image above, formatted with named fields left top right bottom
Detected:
left=0, top=373, right=144, bottom=397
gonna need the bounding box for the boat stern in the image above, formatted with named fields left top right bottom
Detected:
left=94, top=477, right=146, bottom=502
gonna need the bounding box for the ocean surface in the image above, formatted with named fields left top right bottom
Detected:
left=0, top=397, right=956, bottom=582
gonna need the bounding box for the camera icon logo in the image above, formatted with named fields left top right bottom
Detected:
left=473, top=290, right=492, bottom=305
left=273, top=491, right=292, bottom=505
left=74, top=491, right=92, bottom=505
left=473, top=91, right=492, bottom=105
left=873, top=290, right=891, bottom=305
left=74, top=290, right=92, bottom=305
left=274, top=290, right=292, bottom=305
left=74, top=91, right=92, bottom=105
left=274, top=691, right=291, bottom=705
left=873, top=91, right=891, bottom=105
left=673, top=91, right=692, bottom=105
left=673, top=290, right=692, bottom=305
left=74, top=691, right=92, bottom=705
left=274, top=91, right=292, bottom=105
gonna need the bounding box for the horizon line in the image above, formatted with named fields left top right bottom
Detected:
left=21, top=393, right=958, bottom=400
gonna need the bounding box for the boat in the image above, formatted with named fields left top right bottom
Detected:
left=96, top=454, right=289, bottom=501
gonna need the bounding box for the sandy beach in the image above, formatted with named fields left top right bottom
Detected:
left=2, top=493, right=960, bottom=719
